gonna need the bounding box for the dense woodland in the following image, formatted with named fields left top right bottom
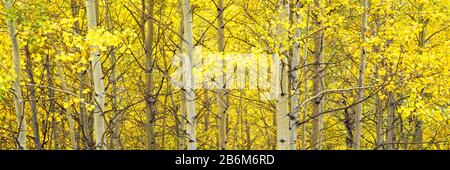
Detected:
left=0, top=0, right=449, bottom=150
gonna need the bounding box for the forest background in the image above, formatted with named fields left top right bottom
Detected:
left=0, top=0, right=449, bottom=150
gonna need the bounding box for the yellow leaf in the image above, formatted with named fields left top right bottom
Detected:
left=86, top=104, right=95, bottom=112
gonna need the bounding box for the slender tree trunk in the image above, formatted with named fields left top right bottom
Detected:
left=413, top=6, right=426, bottom=150
left=58, top=61, right=77, bottom=150
left=181, top=0, right=197, bottom=150
left=289, top=1, right=302, bottom=150
left=217, top=0, right=228, bottom=150
left=48, top=37, right=77, bottom=149
left=177, top=0, right=186, bottom=150
left=45, top=55, right=59, bottom=150
left=71, top=0, right=92, bottom=149
left=203, top=91, right=210, bottom=133
left=203, top=58, right=210, bottom=134
left=237, top=89, right=245, bottom=149
left=103, top=0, right=120, bottom=150
left=6, top=0, right=27, bottom=150
left=301, top=5, right=311, bottom=150
left=386, top=92, right=395, bottom=150
left=24, top=45, right=42, bottom=150
left=413, top=116, right=423, bottom=149
left=374, top=71, right=384, bottom=149
left=178, top=87, right=187, bottom=149
left=353, top=0, right=368, bottom=150
left=373, top=9, right=383, bottom=150
left=143, top=0, right=157, bottom=150
left=86, top=0, right=106, bottom=150
left=310, top=0, right=325, bottom=150
left=275, top=0, right=290, bottom=150
left=245, top=119, right=251, bottom=150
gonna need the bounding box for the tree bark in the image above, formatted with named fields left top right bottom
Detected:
left=373, top=6, right=384, bottom=150
left=143, top=0, right=157, bottom=150
left=386, top=92, right=395, bottom=150
left=289, top=1, right=302, bottom=150
left=353, top=0, right=368, bottom=150
left=86, top=0, right=106, bottom=150
left=103, top=0, right=120, bottom=150
left=48, top=36, right=77, bottom=150
left=374, top=72, right=384, bottom=149
left=71, top=0, right=91, bottom=150
left=58, top=61, right=77, bottom=150
left=177, top=0, right=186, bottom=150
left=45, top=54, right=59, bottom=150
left=301, top=5, right=311, bottom=150
left=181, top=0, right=197, bottom=150
left=310, top=0, right=325, bottom=150
left=24, top=45, right=42, bottom=150
left=217, top=0, right=228, bottom=150
left=413, top=5, right=426, bottom=150
left=6, top=0, right=27, bottom=150
left=275, top=0, right=290, bottom=150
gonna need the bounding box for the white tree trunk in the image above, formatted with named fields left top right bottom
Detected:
left=86, top=0, right=106, bottom=150
left=58, top=60, right=77, bottom=150
left=6, top=0, right=27, bottom=150
left=310, top=0, right=325, bottom=150
left=301, top=5, right=311, bottom=150
left=177, top=0, right=186, bottom=150
left=276, top=0, right=290, bottom=150
left=289, top=1, right=302, bottom=150
left=353, top=0, right=368, bottom=150
left=48, top=37, right=77, bottom=149
left=143, top=0, right=157, bottom=150
left=181, top=0, right=197, bottom=150
left=217, top=0, right=228, bottom=150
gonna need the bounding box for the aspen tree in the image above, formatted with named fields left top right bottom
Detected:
left=57, top=59, right=77, bottom=150
left=374, top=76, right=384, bottom=150
left=386, top=92, right=395, bottom=150
left=203, top=88, right=211, bottom=133
left=353, top=0, right=369, bottom=150
left=237, top=88, right=246, bottom=149
left=373, top=1, right=383, bottom=150
left=181, top=0, right=197, bottom=150
left=6, top=0, right=26, bottom=150
left=289, top=1, right=302, bottom=150
left=86, top=0, right=106, bottom=150
left=412, top=3, right=427, bottom=150
left=143, top=0, right=157, bottom=150
left=374, top=49, right=383, bottom=150
left=275, top=0, right=290, bottom=150
left=45, top=55, right=59, bottom=150
left=177, top=0, right=186, bottom=150
left=103, top=0, right=120, bottom=150
left=385, top=2, right=398, bottom=150
left=24, top=45, right=42, bottom=150
left=217, top=0, right=228, bottom=150
left=310, top=0, right=325, bottom=150
left=48, top=37, right=77, bottom=149
left=202, top=37, right=210, bottom=135
left=301, top=4, right=311, bottom=150
left=71, top=0, right=92, bottom=149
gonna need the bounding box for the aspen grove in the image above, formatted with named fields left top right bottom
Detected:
left=0, top=0, right=449, bottom=150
